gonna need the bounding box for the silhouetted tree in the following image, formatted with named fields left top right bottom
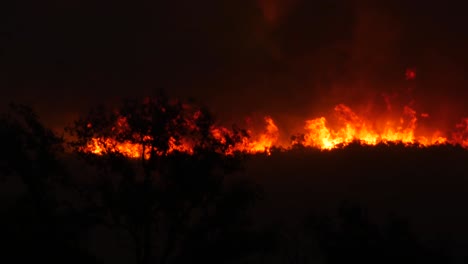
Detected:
left=0, top=103, right=63, bottom=210
left=67, top=92, right=266, bottom=264
left=0, top=103, right=98, bottom=263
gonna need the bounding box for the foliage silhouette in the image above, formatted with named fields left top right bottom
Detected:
left=1, top=101, right=467, bottom=263
left=0, top=103, right=99, bottom=263
left=66, top=93, right=266, bottom=264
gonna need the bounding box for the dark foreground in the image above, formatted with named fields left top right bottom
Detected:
left=2, top=143, right=468, bottom=263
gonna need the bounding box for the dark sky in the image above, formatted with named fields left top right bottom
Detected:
left=2, top=0, right=468, bottom=130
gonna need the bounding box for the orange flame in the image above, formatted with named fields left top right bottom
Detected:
left=82, top=115, right=280, bottom=158
left=297, top=104, right=448, bottom=150
left=81, top=102, right=468, bottom=157
left=238, top=116, right=279, bottom=154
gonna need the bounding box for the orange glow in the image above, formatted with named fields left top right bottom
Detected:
left=453, top=118, right=468, bottom=148
left=81, top=99, right=468, bottom=158
left=85, top=137, right=144, bottom=158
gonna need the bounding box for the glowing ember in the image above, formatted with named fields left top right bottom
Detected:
left=86, top=138, right=144, bottom=158
left=405, top=68, right=416, bottom=80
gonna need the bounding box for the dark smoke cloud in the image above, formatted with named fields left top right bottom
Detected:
left=1, top=0, right=468, bottom=130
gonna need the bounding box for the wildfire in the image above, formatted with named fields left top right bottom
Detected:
left=294, top=104, right=448, bottom=150
left=81, top=100, right=468, bottom=158
left=82, top=114, right=280, bottom=158
left=240, top=117, right=279, bottom=154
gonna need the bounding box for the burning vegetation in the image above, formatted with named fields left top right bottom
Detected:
left=72, top=91, right=468, bottom=159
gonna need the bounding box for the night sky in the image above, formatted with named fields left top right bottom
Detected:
left=2, top=0, right=468, bottom=131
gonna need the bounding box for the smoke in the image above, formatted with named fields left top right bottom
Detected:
left=1, top=0, right=468, bottom=133
left=256, top=0, right=299, bottom=27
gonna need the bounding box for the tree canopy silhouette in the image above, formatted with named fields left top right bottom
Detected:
left=66, top=92, right=265, bottom=264
left=0, top=103, right=100, bottom=263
